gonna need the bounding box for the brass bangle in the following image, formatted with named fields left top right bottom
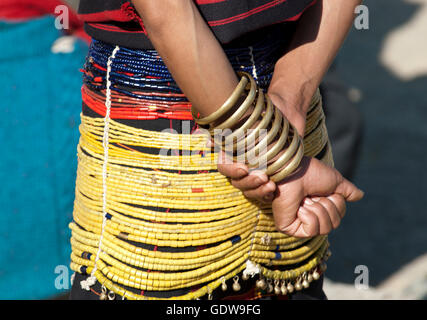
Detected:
left=233, top=93, right=274, bottom=153
left=307, top=88, right=321, bottom=113
left=253, top=104, right=283, bottom=152
left=270, top=140, right=305, bottom=182
left=251, top=95, right=285, bottom=148
left=191, top=73, right=249, bottom=125
left=213, top=73, right=257, bottom=131
left=223, top=88, right=265, bottom=147
left=247, top=108, right=286, bottom=168
left=197, top=71, right=307, bottom=181
left=262, top=116, right=289, bottom=163
left=265, top=126, right=300, bottom=176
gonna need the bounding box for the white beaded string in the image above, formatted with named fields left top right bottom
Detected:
left=243, top=209, right=261, bottom=279
left=243, top=50, right=261, bottom=279
left=248, top=46, right=258, bottom=80
left=81, top=45, right=120, bottom=290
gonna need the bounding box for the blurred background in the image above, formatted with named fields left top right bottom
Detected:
left=0, top=0, right=425, bottom=299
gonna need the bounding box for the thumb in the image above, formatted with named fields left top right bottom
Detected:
left=335, top=178, right=364, bottom=202
left=216, top=150, right=249, bottom=179
left=271, top=187, right=303, bottom=233
left=302, top=157, right=364, bottom=202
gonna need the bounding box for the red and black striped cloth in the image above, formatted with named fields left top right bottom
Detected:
left=78, top=0, right=317, bottom=49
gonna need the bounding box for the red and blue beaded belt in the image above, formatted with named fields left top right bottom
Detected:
left=81, top=38, right=286, bottom=121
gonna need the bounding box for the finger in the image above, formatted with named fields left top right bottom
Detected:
left=217, top=151, right=249, bottom=179
left=312, top=196, right=342, bottom=229
left=275, top=206, right=315, bottom=238
left=296, top=206, right=320, bottom=238
left=231, top=171, right=270, bottom=191
left=303, top=198, right=333, bottom=235
left=326, top=194, right=347, bottom=219
left=271, top=184, right=304, bottom=236
left=242, top=181, right=276, bottom=200
left=335, top=177, right=364, bottom=202
left=261, top=192, right=275, bottom=203
left=302, top=158, right=364, bottom=202
left=277, top=218, right=302, bottom=237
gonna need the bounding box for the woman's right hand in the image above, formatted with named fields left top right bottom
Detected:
left=217, top=155, right=364, bottom=238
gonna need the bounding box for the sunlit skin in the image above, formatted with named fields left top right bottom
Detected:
left=132, top=0, right=364, bottom=238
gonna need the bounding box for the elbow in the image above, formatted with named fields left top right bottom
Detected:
left=132, top=0, right=193, bottom=35
left=140, top=13, right=166, bottom=34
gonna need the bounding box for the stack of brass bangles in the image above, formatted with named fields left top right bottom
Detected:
left=191, top=72, right=310, bottom=182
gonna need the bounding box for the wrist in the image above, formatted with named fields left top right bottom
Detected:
left=269, top=75, right=316, bottom=109
left=268, top=54, right=320, bottom=107
left=266, top=89, right=306, bottom=137
left=267, top=74, right=319, bottom=137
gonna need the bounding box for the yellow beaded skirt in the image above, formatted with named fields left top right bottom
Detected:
left=69, top=40, right=334, bottom=300
left=69, top=94, right=333, bottom=300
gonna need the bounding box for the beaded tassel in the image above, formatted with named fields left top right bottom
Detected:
left=81, top=45, right=120, bottom=291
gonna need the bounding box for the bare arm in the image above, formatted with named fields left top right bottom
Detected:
left=131, top=0, right=238, bottom=117
left=268, top=0, right=363, bottom=136
left=132, top=0, right=361, bottom=130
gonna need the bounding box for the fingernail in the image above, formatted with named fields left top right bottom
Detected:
left=304, top=198, right=314, bottom=205
left=312, top=197, right=321, bottom=202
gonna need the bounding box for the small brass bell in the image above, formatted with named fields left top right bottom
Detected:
left=273, top=280, right=280, bottom=295
left=232, top=276, right=241, bottom=292
left=221, top=277, right=227, bottom=291
left=267, top=280, right=273, bottom=293
left=307, top=274, right=314, bottom=283
left=287, top=283, right=294, bottom=294
left=312, top=271, right=320, bottom=280
left=99, top=285, right=108, bottom=300
left=280, top=282, right=288, bottom=295
left=320, top=262, right=327, bottom=272
left=302, top=279, right=310, bottom=289
left=295, top=281, right=303, bottom=291
left=256, top=278, right=267, bottom=290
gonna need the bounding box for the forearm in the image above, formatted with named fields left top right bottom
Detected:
left=131, top=0, right=238, bottom=117
left=268, top=0, right=362, bottom=135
